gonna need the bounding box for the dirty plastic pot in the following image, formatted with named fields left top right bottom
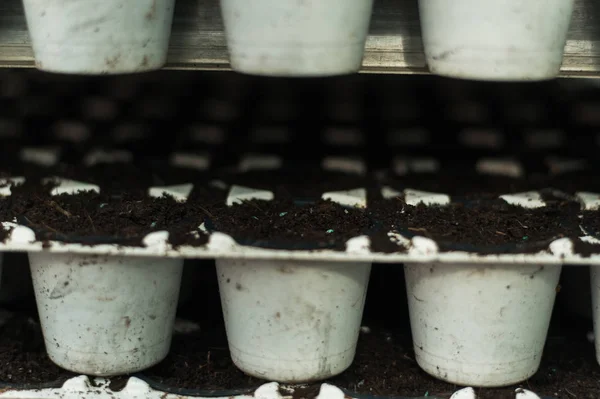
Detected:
left=405, top=262, right=561, bottom=387
left=29, top=252, right=183, bottom=376
left=219, top=0, right=375, bottom=76
left=418, top=0, right=574, bottom=80
left=217, top=259, right=371, bottom=382
left=22, top=0, right=176, bottom=74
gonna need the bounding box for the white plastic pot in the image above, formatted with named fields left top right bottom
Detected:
left=22, top=0, right=176, bottom=74
left=418, top=0, right=574, bottom=80
left=405, top=262, right=561, bottom=387
left=219, top=0, right=375, bottom=76
left=592, top=266, right=600, bottom=365
left=29, top=252, right=183, bottom=376
left=216, top=259, right=371, bottom=382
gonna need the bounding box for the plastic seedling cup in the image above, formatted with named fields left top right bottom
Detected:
left=29, top=252, right=183, bottom=376
left=217, top=259, right=371, bottom=382
left=418, top=0, right=574, bottom=80
left=405, top=262, right=561, bottom=387
left=219, top=0, right=375, bottom=76
left=22, top=0, right=176, bottom=74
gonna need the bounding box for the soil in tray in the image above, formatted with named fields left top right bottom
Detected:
left=329, top=317, right=600, bottom=399
left=0, top=265, right=597, bottom=398
left=145, top=263, right=263, bottom=392
left=369, top=195, right=582, bottom=254
left=577, top=211, right=600, bottom=256
left=209, top=198, right=372, bottom=250
left=571, top=238, right=600, bottom=257
left=0, top=180, right=223, bottom=247
left=142, top=265, right=600, bottom=399
left=144, top=324, right=262, bottom=393
left=580, top=210, right=600, bottom=238
left=0, top=313, right=76, bottom=386
left=144, top=307, right=600, bottom=399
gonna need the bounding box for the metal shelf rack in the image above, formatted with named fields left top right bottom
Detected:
left=1, top=0, right=599, bottom=76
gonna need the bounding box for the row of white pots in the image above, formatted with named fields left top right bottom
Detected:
left=11, top=248, right=597, bottom=387
left=22, top=0, right=574, bottom=80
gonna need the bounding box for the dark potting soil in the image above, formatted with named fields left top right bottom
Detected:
left=144, top=263, right=600, bottom=399
left=143, top=262, right=262, bottom=393
left=572, top=239, right=600, bottom=258
left=370, top=197, right=581, bottom=254
left=143, top=320, right=600, bottom=399
left=368, top=229, right=406, bottom=254
left=210, top=198, right=372, bottom=250
left=0, top=314, right=595, bottom=399
left=329, top=322, right=600, bottom=399
left=278, top=384, right=322, bottom=399
left=144, top=327, right=263, bottom=393
left=580, top=210, right=600, bottom=241
left=368, top=199, right=410, bottom=253
left=0, top=180, right=220, bottom=247
left=106, top=376, right=130, bottom=392
left=0, top=265, right=597, bottom=398
left=0, top=314, right=76, bottom=386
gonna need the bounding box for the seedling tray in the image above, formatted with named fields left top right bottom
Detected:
left=0, top=76, right=597, bottom=264
left=0, top=70, right=597, bottom=398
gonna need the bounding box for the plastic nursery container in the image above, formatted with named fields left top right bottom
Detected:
left=219, top=0, right=375, bottom=76
left=29, top=252, right=183, bottom=376
left=592, top=266, right=600, bottom=365
left=22, top=0, right=176, bottom=74
left=217, top=259, right=371, bottom=382
left=418, top=0, right=574, bottom=80
left=405, top=262, right=561, bottom=387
